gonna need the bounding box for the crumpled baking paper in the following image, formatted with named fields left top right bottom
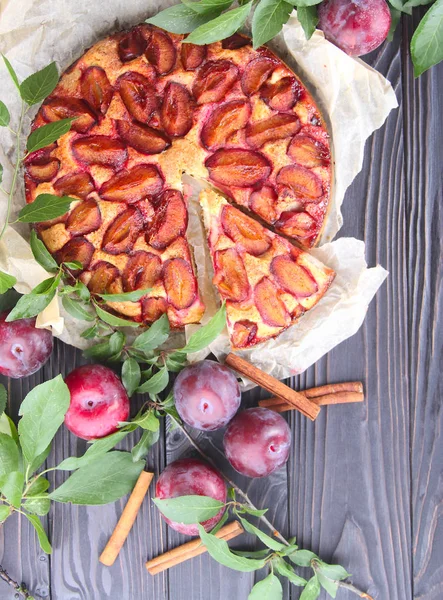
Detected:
left=0, top=1, right=395, bottom=377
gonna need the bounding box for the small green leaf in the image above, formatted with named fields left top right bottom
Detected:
left=185, top=3, right=252, bottom=45
left=198, top=524, right=267, bottom=572
left=279, top=543, right=299, bottom=556
left=121, top=358, right=141, bottom=397
left=18, top=375, right=70, bottom=468
left=57, top=430, right=130, bottom=471
left=94, top=303, right=140, bottom=328
left=98, top=288, right=152, bottom=302
left=0, top=101, right=10, bottom=127
left=82, top=335, right=117, bottom=361
left=411, top=0, right=443, bottom=77
left=0, top=471, right=24, bottom=508
left=297, top=5, right=319, bottom=40
left=2, top=54, right=20, bottom=92
left=154, top=495, right=225, bottom=524
left=317, top=572, right=338, bottom=598
left=317, top=563, right=351, bottom=581
left=0, top=505, right=10, bottom=522
left=27, top=477, right=50, bottom=496
left=252, top=0, right=293, bottom=48
left=0, top=433, right=20, bottom=477
left=30, top=230, right=58, bottom=272
left=238, top=505, right=268, bottom=517
left=387, top=0, right=412, bottom=14
left=274, top=558, right=307, bottom=586
left=49, top=451, right=144, bottom=505
left=237, top=516, right=285, bottom=551
left=23, top=494, right=51, bottom=516
left=131, top=429, right=160, bottom=462
left=146, top=4, right=221, bottom=34
left=300, top=576, right=321, bottom=600
left=289, top=549, right=317, bottom=567
left=132, top=313, right=170, bottom=353
left=18, top=193, right=74, bottom=223
left=63, top=280, right=90, bottom=301
left=133, top=410, right=160, bottom=432
left=6, top=276, right=58, bottom=321
left=232, top=548, right=271, bottom=559
left=0, top=385, right=6, bottom=418
left=0, top=271, right=17, bottom=295
left=165, top=355, right=187, bottom=372
left=387, top=6, right=401, bottom=42
left=63, top=261, right=83, bottom=270
left=248, top=573, right=283, bottom=600
left=176, top=303, right=226, bottom=354
left=137, top=367, right=169, bottom=395
left=81, top=323, right=99, bottom=339
left=0, top=413, right=19, bottom=443
left=403, top=0, right=435, bottom=7
left=20, top=62, right=59, bottom=106
left=28, top=444, right=51, bottom=475
left=209, top=509, right=230, bottom=535
left=182, top=0, right=234, bottom=13
left=26, top=118, right=75, bottom=152
left=25, top=514, right=52, bottom=554
left=62, top=295, right=95, bottom=321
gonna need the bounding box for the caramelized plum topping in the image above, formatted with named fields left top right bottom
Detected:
left=245, top=114, right=301, bottom=149
left=163, top=258, right=196, bottom=310
left=26, top=158, right=60, bottom=182
left=116, top=119, right=170, bottom=155
left=249, top=186, right=278, bottom=222
left=260, top=76, right=301, bottom=111
left=41, top=98, right=97, bottom=133
left=145, top=29, right=176, bottom=74
left=81, top=66, right=113, bottom=115
left=181, top=43, right=207, bottom=70
left=213, top=248, right=250, bottom=302
left=221, top=205, right=271, bottom=256
left=254, top=277, right=290, bottom=328
left=56, top=237, right=94, bottom=271
left=276, top=210, right=316, bottom=237
left=66, top=199, right=102, bottom=236
left=277, top=165, right=323, bottom=200
left=205, top=149, right=271, bottom=188
left=102, top=207, right=143, bottom=254
left=100, top=163, right=163, bottom=203
left=201, top=100, right=251, bottom=150
left=87, top=261, right=121, bottom=294
left=147, top=190, right=187, bottom=250
left=241, top=57, right=276, bottom=96
left=118, top=27, right=148, bottom=63
left=232, top=320, right=258, bottom=348
left=160, top=82, right=194, bottom=137
left=118, top=72, right=158, bottom=123
left=271, top=255, right=318, bottom=298
left=72, top=136, right=128, bottom=168
left=141, top=296, right=168, bottom=322
left=287, top=134, right=331, bottom=168
left=222, top=33, right=250, bottom=49
left=123, top=251, right=162, bottom=291
left=193, top=60, right=239, bottom=104
left=53, top=172, right=95, bottom=199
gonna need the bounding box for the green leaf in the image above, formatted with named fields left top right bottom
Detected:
left=279, top=542, right=298, bottom=556
left=137, top=367, right=169, bottom=395
left=28, top=444, right=51, bottom=474
left=63, top=280, right=90, bottom=301
left=209, top=509, right=230, bottom=535
left=289, top=549, right=317, bottom=567
left=286, top=0, right=321, bottom=5
left=297, top=5, right=318, bottom=40
left=185, top=3, right=253, bottom=45
left=18, top=193, right=74, bottom=223
left=23, top=494, right=51, bottom=516
left=0, top=471, right=24, bottom=508
left=20, top=62, right=59, bottom=106
left=0, top=271, right=17, bottom=295
left=94, top=303, right=140, bottom=328
left=121, top=358, right=141, bottom=397
left=108, top=330, right=125, bottom=359
left=238, top=505, right=268, bottom=517
left=317, top=563, right=350, bottom=581
left=0, top=101, right=10, bottom=127
left=83, top=336, right=116, bottom=360
left=132, top=313, right=170, bottom=353
left=388, top=0, right=412, bottom=14
left=26, top=118, right=74, bottom=152
left=252, top=0, right=293, bottom=48
left=27, top=476, right=50, bottom=496
left=182, top=0, right=234, bottom=13
left=81, top=323, right=99, bottom=339
left=131, top=429, right=160, bottom=462
left=0, top=413, right=19, bottom=443
left=248, top=573, right=283, bottom=600
left=62, top=295, right=95, bottom=321
left=57, top=430, right=130, bottom=471
left=232, top=548, right=271, bottom=559
left=134, top=410, right=160, bottom=432
left=0, top=505, right=10, bottom=522
left=177, top=303, right=226, bottom=354
left=18, top=375, right=70, bottom=468
left=25, top=513, right=52, bottom=554
left=411, top=0, right=443, bottom=77
left=49, top=451, right=144, bottom=505
left=274, top=558, right=307, bottom=586
left=0, top=433, right=20, bottom=477
left=317, top=572, right=338, bottom=597
left=98, top=288, right=152, bottom=302
left=198, top=524, right=267, bottom=572
left=146, top=4, right=221, bottom=34
left=2, top=54, right=20, bottom=92
left=387, top=6, right=401, bottom=42
left=404, top=0, right=435, bottom=6
left=154, top=494, right=225, bottom=524
left=63, top=261, right=83, bottom=270
left=237, top=516, right=285, bottom=551
left=0, top=288, right=21, bottom=313
left=5, top=276, right=58, bottom=321
left=300, top=576, right=321, bottom=600
left=30, top=230, right=58, bottom=272
left=0, top=385, right=6, bottom=418
left=165, top=355, right=187, bottom=372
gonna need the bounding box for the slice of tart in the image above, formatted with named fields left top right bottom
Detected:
left=200, top=189, right=335, bottom=349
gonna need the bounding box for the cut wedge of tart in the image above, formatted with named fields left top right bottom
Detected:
left=200, top=189, right=335, bottom=349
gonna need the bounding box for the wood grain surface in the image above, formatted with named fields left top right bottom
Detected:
left=1, top=12, right=442, bottom=600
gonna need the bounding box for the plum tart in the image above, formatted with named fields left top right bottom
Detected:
left=25, top=24, right=332, bottom=328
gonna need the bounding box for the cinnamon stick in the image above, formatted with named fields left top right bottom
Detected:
left=100, top=470, right=154, bottom=567
left=146, top=521, right=244, bottom=575
left=259, top=382, right=364, bottom=413
left=225, top=353, right=320, bottom=421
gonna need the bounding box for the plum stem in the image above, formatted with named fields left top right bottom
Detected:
left=0, top=564, right=34, bottom=599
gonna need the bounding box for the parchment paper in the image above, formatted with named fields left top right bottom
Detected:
left=0, top=2, right=395, bottom=377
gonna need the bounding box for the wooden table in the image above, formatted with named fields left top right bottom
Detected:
left=1, top=12, right=442, bottom=600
